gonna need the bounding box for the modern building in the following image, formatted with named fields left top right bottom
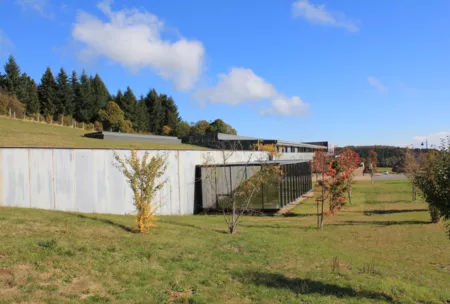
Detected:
left=182, top=132, right=326, bottom=153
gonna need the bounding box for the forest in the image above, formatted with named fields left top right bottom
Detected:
left=0, top=56, right=237, bottom=137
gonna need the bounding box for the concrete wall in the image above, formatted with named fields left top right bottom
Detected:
left=0, top=148, right=313, bottom=215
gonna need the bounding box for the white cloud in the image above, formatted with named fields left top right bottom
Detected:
left=292, top=0, right=359, bottom=32
left=413, top=132, right=450, bottom=148
left=194, top=67, right=310, bottom=117
left=16, top=0, right=53, bottom=18
left=367, top=76, right=386, bottom=93
left=0, top=29, right=14, bottom=58
left=261, top=95, right=310, bottom=117
left=194, top=68, right=276, bottom=105
left=72, top=0, right=205, bottom=91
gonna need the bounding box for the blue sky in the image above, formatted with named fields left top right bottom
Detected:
left=0, top=0, right=449, bottom=147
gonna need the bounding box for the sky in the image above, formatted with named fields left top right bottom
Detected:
left=0, top=0, right=449, bottom=148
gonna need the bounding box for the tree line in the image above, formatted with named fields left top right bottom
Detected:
left=335, top=145, right=426, bottom=168
left=0, top=55, right=237, bottom=137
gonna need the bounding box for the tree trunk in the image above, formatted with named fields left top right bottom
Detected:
left=370, top=172, right=374, bottom=184
left=348, top=187, right=352, bottom=205
left=412, top=183, right=416, bottom=201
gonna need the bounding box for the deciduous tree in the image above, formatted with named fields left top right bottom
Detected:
left=114, top=149, right=167, bottom=233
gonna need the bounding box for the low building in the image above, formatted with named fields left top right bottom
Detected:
left=181, top=132, right=326, bottom=153
left=85, top=131, right=182, bottom=144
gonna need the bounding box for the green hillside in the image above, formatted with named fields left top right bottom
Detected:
left=0, top=117, right=205, bottom=150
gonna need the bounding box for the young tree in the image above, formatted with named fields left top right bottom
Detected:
left=203, top=146, right=282, bottom=234
left=404, top=148, right=421, bottom=201
left=114, top=149, right=167, bottom=233
left=338, top=149, right=361, bottom=205
left=414, top=137, right=450, bottom=224
left=365, top=150, right=378, bottom=184
left=38, top=67, right=57, bottom=116
left=313, top=149, right=330, bottom=228
left=55, top=68, right=74, bottom=116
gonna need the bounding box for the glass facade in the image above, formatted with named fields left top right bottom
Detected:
left=198, top=161, right=312, bottom=212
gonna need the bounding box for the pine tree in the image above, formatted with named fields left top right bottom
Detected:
left=134, top=96, right=150, bottom=132
left=76, top=70, right=94, bottom=122
left=91, top=74, right=110, bottom=118
left=55, top=68, right=74, bottom=116
left=25, top=79, right=39, bottom=114
left=38, top=67, right=57, bottom=116
left=162, top=95, right=180, bottom=133
left=71, top=71, right=83, bottom=121
left=146, top=89, right=163, bottom=134
left=3, top=55, right=23, bottom=98
left=121, top=86, right=138, bottom=123
left=115, top=89, right=123, bottom=109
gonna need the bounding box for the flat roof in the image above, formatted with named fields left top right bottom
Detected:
left=215, top=133, right=327, bottom=149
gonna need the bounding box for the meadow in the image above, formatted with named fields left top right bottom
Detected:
left=0, top=180, right=449, bottom=303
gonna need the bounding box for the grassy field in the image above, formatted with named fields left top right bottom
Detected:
left=1, top=180, right=449, bottom=303
left=0, top=116, right=204, bottom=150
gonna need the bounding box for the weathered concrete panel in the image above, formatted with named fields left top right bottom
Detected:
left=53, top=149, right=76, bottom=211
left=0, top=148, right=313, bottom=215
left=29, top=149, right=54, bottom=210
left=1, top=149, right=30, bottom=208
left=74, top=150, right=94, bottom=213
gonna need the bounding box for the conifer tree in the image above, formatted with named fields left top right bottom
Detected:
left=146, top=89, right=163, bottom=134
left=76, top=70, right=94, bottom=121
left=25, top=79, right=39, bottom=115
left=115, top=89, right=123, bottom=109
left=38, top=67, right=57, bottom=116
left=71, top=71, right=83, bottom=121
left=55, top=68, right=74, bottom=116
left=134, top=95, right=150, bottom=132
left=162, top=95, right=180, bottom=132
left=121, top=86, right=138, bottom=123
left=91, top=73, right=110, bottom=118
left=3, top=55, right=22, bottom=97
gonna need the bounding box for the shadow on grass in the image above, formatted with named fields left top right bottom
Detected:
left=72, top=214, right=137, bottom=233
left=240, top=224, right=314, bottom=230
left=329, top=220, right=429, bottom=227
left=282, top=213, right=317, bottom=218
left=365, top=200, right=411, bottom=205
left=363, top=209, right=427, bottom=215
left=237, top=271, right=394, bottom=302
left=160, top=220, right=228, bottom=234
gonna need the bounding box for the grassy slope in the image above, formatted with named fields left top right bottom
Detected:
left=0, top=117, right=204, bottom=150
left=1, top=180, right=449, bottom=303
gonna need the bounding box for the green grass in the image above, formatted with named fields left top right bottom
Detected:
left=376, top=167, right=393, bottom=173
left=1, top=180, right=449, bottom=303
left=0, top=116, right=205, bottom=150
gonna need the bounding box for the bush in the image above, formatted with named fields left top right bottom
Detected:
left=94, top=121, right=103, bottom=131
left=84, top=122, right=94, bottom=130
left=0, top=91, right=25, bottom=118
left=63, top=115, right=73, bottom=127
